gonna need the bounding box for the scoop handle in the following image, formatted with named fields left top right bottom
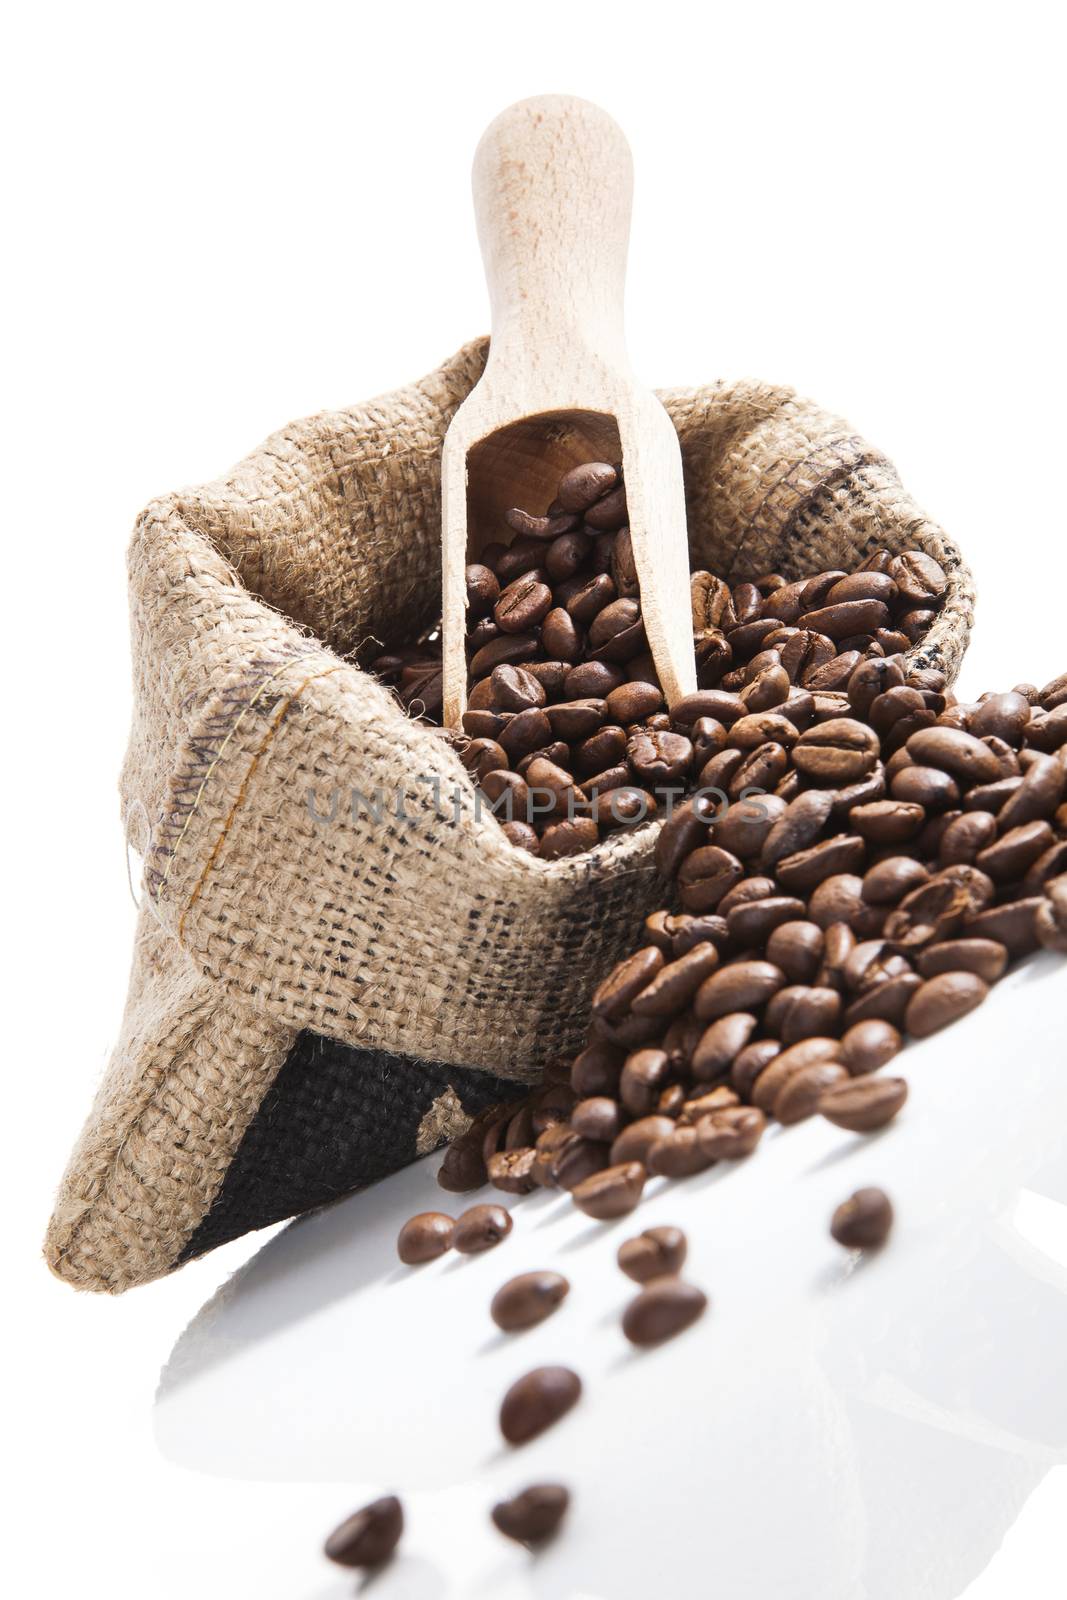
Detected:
left=472, top=95, right=633, bottom=378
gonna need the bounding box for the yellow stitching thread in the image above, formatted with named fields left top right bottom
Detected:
left=177, top=663, right=344, bottom=940
left=155, top=653, right=326, bottom=898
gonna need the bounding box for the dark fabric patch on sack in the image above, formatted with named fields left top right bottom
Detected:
left=180, top=1032, right=523, bottom=1261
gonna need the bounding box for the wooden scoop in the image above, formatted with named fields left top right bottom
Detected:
left=441, top=94, right=696, bottom=728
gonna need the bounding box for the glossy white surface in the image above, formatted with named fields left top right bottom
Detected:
left=155, top=953, right=1067, bottom=1599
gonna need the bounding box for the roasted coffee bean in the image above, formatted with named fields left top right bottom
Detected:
left=632, top=944, right=720, bottom=1017
left=605, top=680, right=663, bottom=723
left=545, top=529, right=594, bottom=584
left=730, top=1039, right=781, bottom=1098
left=444, top=1202, right=512, bottom=1254
left=550, top=1134, right=610, bottom=1190
left=622, top=1278, right=707, bottom=1346
left=691, top=1011, right=758, bottom=1080
left=488, top=1150, right=538, bottom=1194
left=759, top=789, right=835, bottom=871
left=962, top=898, right=1043, bottom=958
left=610, top=1116, right=676, bottom=1168
left=628, top=728, right=693, bottom=784
left=505, top=506, right=579, bottom=542
left=831, top=1186, right=894, bottom=1249
left=794, top=718, right=880, bottom=785
left=711, top=795, right=788, bottom=860
left=862, top=856, right=930, bottom=905
left=499, top=706, right=553, bottom=762
left=850, top=800, right=925, bottom=844
left=557, top=460, right=618, bottom=512
left=938, top=809, right=997, bottom=866
left=842, top=972, right=921, bottom=1028
left=397, top=1211, right=454, bottom=1264
left=543, top=697, right=606, bottom=740
left=325, top=1496, right=404, bottom=1568
left=839, top=1018, right=902, bottom=1075
left=915, top=938, right=1007, bottom=983
left=540, top=817, right=601, bottom=857
left=883, top=863, right=995, bottom=949
left=970, top=691, right=1031, bottom=745
left=672, top=690, right=746, bottom=728
left=496, top=575, right=553, bottom=634
left=774, top=1061, right=849, bottom=1124
left=571, top=1041, right=624, bottom=1097
left=620, top=1048, right=672, bottom=1114
left=491, top=1483, right=570, bottom=1545
left=717, top=875, right=776, bottom=916
left=765, top=919, right=824, bottom=983
left=676, top=845, right=745, bottom=913
left=906, top=726, right=1002, bottom=786
left=491, top=1271, right=570, bottom=1332
left=727, top=741, right=789, bottom=798
left=808, top=874, right=872, bottom=931
left=461, top=737, right=510, bottom=782
left=889, top=550, right=947, bottom=605
left=1026, top=840, right=1067, bottom=893
left=618, top=1225, right=687, bottom=1282
left=569, top=1097, right=622, bottom=1144
left=469, top=631, right=541, bottom=678
left=889, top=764, right=960, bottom=810
left=819, top=1075, right=908, bottom=1131
left=997, top=751, right=1065, bottom=830
left=500, top=1367, right=582, bottom=1445
left=798, top=599, right=890, bottom=641
left=697, top=1104, right=767, bottom=1158
left=647, top=1127, right=716, bottom=1177
left=727, top=895, right=807, bottom=947
left=842, top=940, right=911, bottom=993
left=751, top=1038, right=842, bottom=1113
left=679, top=1084, right=740, bottom=1123
left=466, top=563, right=501, bottom=619
left=976, top=819, right=1055, bottom=883
left=694, top=960, right=784, bottom=1021
left=905, top=971, right=988, bottom=1037
left=592, top=947, right=664, bottom=1023
left=571, top=1161, right=647, bottom=1219
left=502, top=820, right=540, bottom=853
left=763, top=984, right=842, bottom=1043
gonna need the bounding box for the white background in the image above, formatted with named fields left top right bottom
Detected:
left=3, top=3, right=1065, bottom=1596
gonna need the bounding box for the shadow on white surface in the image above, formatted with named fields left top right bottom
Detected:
left=156, top=955, right=1067, bottom=1600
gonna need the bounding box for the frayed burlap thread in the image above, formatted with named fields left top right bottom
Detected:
left=45, top=339, right=974, bottom=1293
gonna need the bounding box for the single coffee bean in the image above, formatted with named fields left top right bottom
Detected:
left=970, top=691, right=1031, bottom=745
left=691, top=1011, right=758, bottom=1080
left=632, top=944, right=720, bottom=1017
left=504, top=506, right=579, bottom=541
left=628, top=728, right=694, bottom=784
left=808, top=874, right=872, bottom=931
left=610, top=1116, right=676, bottom=1167
left=540, top=817, right=601, bottom=858
left=774, top=1061, right=850, bottom=1125
left=678, top=1084, right=740, bottom=1124
left=711, top=795, right=788, bottom=860
left=819, top=1075, right=908, bottom=1131
left=890, top=764, right=960, bottom=810
left=849, top=799, right=925, bottom=844
left=842, top=940, right=911, bottom=994
left=557, top=459, right=618, bottom=512
left=551, top=1134, right=610, bottom=1191
left=397, top=1211, right=454, bottom=1264
left=500, top=1366, right=582, bottom=1445
left=466, top=563, right=501, bottom=619
left=831, top=1186, right=894, bottom=1248
left=592, top=946, right=664, bottom=1023
left=794, top=718, right=881, bottom=784
left=798, top=599, right=890, bottom=640
left=905, top=726, right=1002, bottom=787
left=889, top=550, right=947, bottom=605
left=751, top=1038, right=842, bottom=1112
left=938, top=809, right=997, bottom=866
left=697, top=1104, right=767, bottom=1158
left=620, top=1048, right=672, bottom=1114
left=469, top=631, right=541, bottom=679
left=764, top=984, right=842, bottom=1043
left=730, top=1039, right=782, bottom=1098
left=450, top=1202, right=513, bottom=1254
left=487, top=1150, right=539, bottom=1194
left=839, top=1018, right=903, bottom=1075
left=915, top=938, right=1008, bottom=983
left=676, top=845, right=745, bottom=914
left=905, top=971, right=988, bottom=1037
left=765, top=919, right=825, bottom=983
left=862, top=856, right=930, bottom=905
left=491, top=1271, right=570, bottom=1331
left=647, top=1126, right=716, bottom=1177
left=621, top=1278, right=708, bottom=1347
left=759, top=788, right=835, bottom=871
left=842, top=972, right=921, bottom=1028
left=324, top=1496, right=404, bottom=1568
left=997, top=752, right=1065, bottom=831
left=491, top=1483, right=570, bottom=1545
left=618, top=1225, right=688, bottom=1283
left=727, top=895, right=807, bottom=947
left=976, top=819, right=1055, bottom=883
left=694, top=960, right=784, bottom=1021
left=571, top=1161, right=647, bottom=1219
left=962, top=898, right=1043, bottom=958
left=569, top=1096, right=623, bottom=1143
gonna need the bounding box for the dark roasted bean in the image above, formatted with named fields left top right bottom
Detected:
left=905, top=971, right=988, bottom=1037
left=325, top=1496, right=404, bottom=1568
left=819, top=1075, right=908, bottom=1131
left=491, top=1483, right=570, bottom=1545
left=491, top=1272, right=570, bottom=1331
left=571, top=1161, right=647, bottom=1219
left=839, top=1018, right=903, bottom=1075
left=500, top=1367, right=582, bottom=1444
left=397, top=1211, right=454, bottom=1264
left=831, top=1186, right=894, bottom=1248
left=774, top=1061, right=849, bottom=1124
left=622, top=1278, right=707, bottom=1346
left=618, top=1225, right=687, bottom=1282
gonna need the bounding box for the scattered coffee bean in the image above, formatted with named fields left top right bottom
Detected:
left=500, top=1366, right=582, bottom=1444
left=819, top=1075, right=908, bottom=1131
left=571, top=1161, right=647, bottom=1219
left=452, top=1203, right=514, bottom=1253
left=830, top=1187, right=894, bottom=1248
left=905, top=971, right=989, bottom=1037
left=397, top=1211, right=454, bottom=1264
left=621, top=1278, right=708, bottom=1346
left=491, top=1483, right=570, bottom=1545
left=617, top=1225, right=688, bottom=1282
left=324, top=1496, right=404, bottom=1568
left=491, top=1271, right=570, bottom=1331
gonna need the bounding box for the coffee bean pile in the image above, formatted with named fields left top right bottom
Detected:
left=373, top=460, right=962, bottom=859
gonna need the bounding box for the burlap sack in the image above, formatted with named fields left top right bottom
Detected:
left=45, top=338, right=974, bottom=1292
